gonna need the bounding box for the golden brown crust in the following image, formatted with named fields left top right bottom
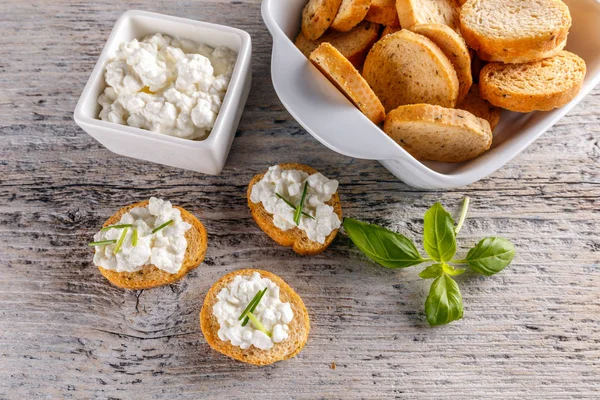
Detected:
left=247, top=163, right=342, bottom=255
left=200, top=269, right=310, bottom=366
left=310, top=43, right=386, bottom=124
left=456, top=84, right=501, bottom=131
left=331, top=0, right=372, bottom=32
left=365, top=0, right=400, bottom=26
left=302, top=0, right=344, bottom=40
left=96, top=200, right=208, bottom=290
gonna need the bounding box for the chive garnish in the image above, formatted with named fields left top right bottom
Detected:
left=88, top=239, right=117, bottom=247
left=100, top=224, right=133, bottom=232
left=131, top=228, right=138, bottom=247
left=246, top=313, right=272, bottom=337
left=240, top=288, right=268, bottom=327
left=152, top=220, right=173, bottom=234
left=275, top=193, right=315, bottom=220
left=293, top=182, right=309, bottom=225
left=113, top=227, right=129, bottom=255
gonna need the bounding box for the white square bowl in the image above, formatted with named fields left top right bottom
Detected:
left=262, top=0, right=600, bottom=189
left=74, top=10, right=252, bottom=175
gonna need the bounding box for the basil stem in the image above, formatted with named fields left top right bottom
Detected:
left=152, top=220, right=173, bottom=234
left=275, top=193, right=315, bottom=220
left=113, top=227, right=129, bottom=255
left=101, top=224, right=133, bottom=232
left=454, top=196, right=470, bottom=235
left=88, top=239, right=117, bottom=247
left=293, top=182, right=309, bottom=225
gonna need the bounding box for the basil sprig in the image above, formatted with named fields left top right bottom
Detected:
left=343, top=197, right=515, bottom=326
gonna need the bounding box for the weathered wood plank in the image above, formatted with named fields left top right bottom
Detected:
left=0, top=0, right=599, bottom=399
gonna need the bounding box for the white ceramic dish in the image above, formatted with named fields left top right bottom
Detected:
left=262, top=0, right=600, bottom=189
left=74, top=10, right=252, bottom=175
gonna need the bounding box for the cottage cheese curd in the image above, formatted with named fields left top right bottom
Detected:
left=213, top=272, right=294, bottom=350
left=98, top=33, right=237, bottom=140
left=249, top=165, right=341, bottom=244
left=92, top=197, right=191, bottom=274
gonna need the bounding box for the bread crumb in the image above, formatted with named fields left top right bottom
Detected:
left=330, top=362, right=336, bottom=370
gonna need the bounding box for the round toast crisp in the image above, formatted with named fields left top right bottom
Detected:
left=302, top=0, right=344, bottom=40
left=479, top=51, right=586, bottom=113
left=410, top=23, right=472, bottom=103
left=396, top=0, right=461, bottom=31
left=96, top=201, right=208, bottom=290
left=295, top=21, right=381, bottom=69
left=362, top=29, right=459, bottom=112
left=200, top=269, right=310, bottom=366
left=247, top=163, right=342, bottom=255
left=456, top=84, right=501, bottom=131
left=365, top=0, right=400, bottom=26
left=477, top=38, right=567, bottom=64
left=381, top=24, right=401, bottom=38
left=331, top=0, right=372, bottom=32
left=310, top=43, right=385, bottom=124
left=460, top=0, right=572, bottom=64
left=383, top=104, right=493, bottom=163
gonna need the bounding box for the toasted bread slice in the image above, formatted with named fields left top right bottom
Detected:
left=365, top=0, right=400, bottom=26
left=477, top=39, right=567, bottom=64
left=383, top=104, right=493, bottom=162
left=302, top=0, right=344, bottom=40
left=456, top=84, right=501, bottom=131
left=97, top=201, right=207, bottom=290
left=200, top=269, right=310, bottom=366
left=460, top=0, right=572, bottom=63
left=396, top=0, right=460, bottom=31
left=331, top=0, right=372, bottom=32
left=310, top=43, right=385, bottom=124
left=410, top=23, right=472, bottom=102
left=295, top=21, right=380, bottom=69
left=381, top=24, right=401, bottom=37
left=479, top=51, right=586, bottom=113
left=362, top=29, right=459, bottom=112
left=247, top=163, right=342, bottom=255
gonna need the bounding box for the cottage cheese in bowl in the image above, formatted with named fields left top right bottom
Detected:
left=213, top=272, right=294, bottom=350
left=98, top=33, right=237, bottom=140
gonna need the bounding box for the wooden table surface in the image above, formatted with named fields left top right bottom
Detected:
left=1, top=0, right=599, bottom=398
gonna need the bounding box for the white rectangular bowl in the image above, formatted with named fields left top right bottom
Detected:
left=74, top=10, right=252, bottom=175
left=262, top=0, right=600, bottom=189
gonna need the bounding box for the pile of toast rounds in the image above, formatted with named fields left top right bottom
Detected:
left=297, top=0, right=587, bottom=163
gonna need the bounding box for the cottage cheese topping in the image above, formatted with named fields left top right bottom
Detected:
left=92, top=197, right=192, bottom=274
left=249, top=165, right=341, bottom=244
left=98, top=33, right=237, bottom=140
left=213, top=272, right=294, bottom=350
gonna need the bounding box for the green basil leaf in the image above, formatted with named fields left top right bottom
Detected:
left=419, top=264, right=444, bottom=279
left=425, top=274, right=464, bottom=326
left=441, top=263, right=466, bottom=277
left=343, top=218, right=425, bottom=269
left=423, top=202, right=457, bottom=262
left=465, top=237, right=516, bottom=276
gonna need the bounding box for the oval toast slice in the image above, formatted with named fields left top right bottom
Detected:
left=200, top=269, right=310, bottom=366
left=331, top=0, right=372, bottom=32
left=365, top=0, right=400, bottom=26
left=97, top=201, right=207, bottom=290
left=479, top=51, right=586, bottom=113
left=460, top=0, right=572, bottom=63
left=396, top=0, right=460, bottom=31
left=295, top=21, right=380, bottom=69
left=456, top=84, right=501, bottom=131
left=363, top=29, right=459, bottom=112
left=410, top=23, right=472, bottom=102
left=248, top=163, right=343, bottom=255
left=302, top=0, right=344, bottom=40
left=383, top=104, right=493, bottom=163
left=310, top=43, right=385, bottom=124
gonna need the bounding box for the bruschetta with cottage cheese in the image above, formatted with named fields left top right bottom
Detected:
left=247, top=163, right=343, bottom=255
left=200, top=269, right=310, bottom=365
left=89, top=197, right=207, bottom=290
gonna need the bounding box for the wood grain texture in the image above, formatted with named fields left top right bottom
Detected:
left=0, top=0, right=599, bottom=399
